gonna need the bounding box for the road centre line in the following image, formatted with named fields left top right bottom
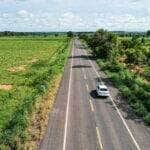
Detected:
left=86, top=84, right=89, bottom=91
left=82, top=68, right=87, bottom=80
left=83, top=48, right=141, bottom=150
left=63, top=41, right=74, bottom=150
left=78, top=44, right=103, bottom=150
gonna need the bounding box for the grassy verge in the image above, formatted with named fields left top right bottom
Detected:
left=24, top=74, right=62, bottom=149
left=96, top=59, right=150, bottom=124
left=0, top=38, right=71, bottom=149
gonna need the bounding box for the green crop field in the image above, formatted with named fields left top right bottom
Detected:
left=0, top=36, right=70, bottom=148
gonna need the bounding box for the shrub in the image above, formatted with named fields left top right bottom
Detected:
left=120, top=86, right=132, bottom=99
left=133, top=101, right=147, bottom=117
left=144, top=113, right=150, bottom=124
left=143, top=67, right=150, bottom=81
left=96, top=59, right=108, bottom=70
left=110, top=73, right=122, bottom=86
left=121, top=70, right=135, bottom=87
left=109, top=61, right=124, bottom=72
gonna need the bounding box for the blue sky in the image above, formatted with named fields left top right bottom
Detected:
left=0, top=0, right=150, bottom=32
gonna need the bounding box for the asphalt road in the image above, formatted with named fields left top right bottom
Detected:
left=39, top=39, right=150, bottom=150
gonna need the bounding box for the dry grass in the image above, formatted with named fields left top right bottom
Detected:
left=24, top=74, right=62, bottom=149
left=7, top=65, right=26, bottom=72
left=7, top=58, right=37, bottom=74
left=0, top=84, right=12, bottom=90
left=128, top=64, right=144, bottom=74
left=27, top=58, right=38, bottom=64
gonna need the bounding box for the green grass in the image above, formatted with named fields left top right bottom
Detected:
left=0, top=36, right=70, bottom=149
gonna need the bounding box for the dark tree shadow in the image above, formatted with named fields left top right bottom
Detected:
left=68, top=55, right=96, bottom=60
left=72, top=65, right=91, bottom=69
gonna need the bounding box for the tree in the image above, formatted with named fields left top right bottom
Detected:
left=121, top=39, right=132, bottom=50
left=131, top=35, right=141, bottom=48
left=147, top=30, right=150, bottom=36
left=125, top=48, right=145, bottom=64
left=55, top=33, right=59, bottom=37
left=141, top=37, right=145, bottom=44
left=86, top=29, right=117, bottom=60
left=67, top=31, right=74, bottom=37
left=78, top=33, right=88, bottom=41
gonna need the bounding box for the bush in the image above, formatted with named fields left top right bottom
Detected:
left=96, top=59, right=108, bottom=70
left=120, top=86, right=132, bottom=99
left=144, top=113, right=150, bottom=124
left=110, top=73, right=122, bottom=86
left=109, top=61, right=124, bottom=72
left=133, top=101, right=147, bottom=117
left=143, top=67, right=150, bottom=81
left=121, top=70, right=135, bottom=87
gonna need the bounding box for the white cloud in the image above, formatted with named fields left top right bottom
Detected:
left=17, top=10, right=34, bottom=18
left=0, top=0, right=150, bottom=31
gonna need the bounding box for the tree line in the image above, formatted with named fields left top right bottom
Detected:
left=0, top=31, right=67, bottom=36
left=79, top=29, right=150, bottom=66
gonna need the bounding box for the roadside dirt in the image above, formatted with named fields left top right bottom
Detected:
left=128, top=64, right=144, bottom=74
left=0, top=84, right=12, bottom=90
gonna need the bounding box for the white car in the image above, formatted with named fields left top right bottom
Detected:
left=96, top=84, right=109, bottom=97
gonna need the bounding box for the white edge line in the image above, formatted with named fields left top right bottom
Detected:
left=96, top=126, right=103, bottom=150
left=109, top=95, right=141, bottom=150
left=63, top=40, right=74, bottom=150
left=83, top=49, right=141, bottom=150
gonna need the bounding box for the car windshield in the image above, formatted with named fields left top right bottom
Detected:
left=100, top=88, right=108, bottom=91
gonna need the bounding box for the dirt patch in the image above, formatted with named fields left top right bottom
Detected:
left=7, top=65, right=26, bottom=72
left=28, top=58, right=38, bottom=64
left=128, top=64, right=144, bottom=74
left=118, top=56, right=126, bottom=63
left=23, top=74, right=62, bottom=149
left=0, top=84, right=12, bottom=90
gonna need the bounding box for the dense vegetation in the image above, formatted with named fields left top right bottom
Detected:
left=79, top=29, right=150, bottom=124
left=0, top=36, right=70, bottom=149
left=0, top=31, right=67, bottom=37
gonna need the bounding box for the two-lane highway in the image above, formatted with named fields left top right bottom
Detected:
left=40, top=39, right=150, bottom=150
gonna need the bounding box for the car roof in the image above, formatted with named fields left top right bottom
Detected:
left=98, top=85, right=107, bottom=89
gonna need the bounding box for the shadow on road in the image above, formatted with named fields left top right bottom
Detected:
left=68, top=55, right=95, bottom=60
left=72, top=65, right=91, bottom=69
left=90, top=90, right=98, bottom=99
